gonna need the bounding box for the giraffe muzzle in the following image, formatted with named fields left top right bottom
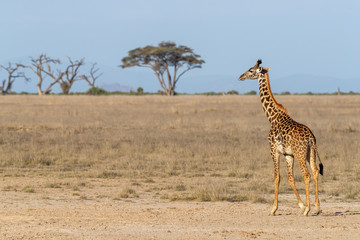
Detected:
left=238, top=74, right=246, bottom=81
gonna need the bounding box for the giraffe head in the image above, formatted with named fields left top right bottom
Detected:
left=238, top=59, right=270, bottom=81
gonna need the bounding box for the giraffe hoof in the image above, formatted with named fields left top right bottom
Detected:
left=298, top=202, right=305, bottom=211
left=270, top=206, right=277, bottom=216
left=315, top=209, right=322, bottom=216
left=303, top=208, right=310, bottom=216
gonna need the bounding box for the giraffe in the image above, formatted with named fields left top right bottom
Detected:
left=238, top=60, right=324, bottom=216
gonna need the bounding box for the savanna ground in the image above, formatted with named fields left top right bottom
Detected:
left=0, top=95, right=359, bottom=239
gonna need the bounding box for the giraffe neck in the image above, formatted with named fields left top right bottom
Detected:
left=258, top=73, right=288, bottom=123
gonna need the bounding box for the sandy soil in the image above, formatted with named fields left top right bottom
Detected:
left=1, top=178, right=360, bottom=240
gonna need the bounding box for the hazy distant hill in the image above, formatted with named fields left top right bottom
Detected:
left=178, top=74, right=358, bottom=94
left=7, top=60, right=358, bottom=94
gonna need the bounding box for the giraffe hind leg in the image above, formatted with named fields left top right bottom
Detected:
left=310, top=146, right=321, bottom=215
left=285, top=155, right=305, bottom=211
left=302, top=166, right=311, bottom=216
left=294, top=151, right=311, bottom=216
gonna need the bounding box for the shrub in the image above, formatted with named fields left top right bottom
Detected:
left=227, top=90, right=239, bottom=95
left=137, top=87, right=144, bottom=94
left=86, top=87, right=108, bottom=95
left=157, top=90, right=166, bottom=95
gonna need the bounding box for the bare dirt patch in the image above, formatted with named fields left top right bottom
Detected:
left=1, top=180, right=360, bottom=240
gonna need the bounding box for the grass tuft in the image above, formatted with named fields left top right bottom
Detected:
left=22, top=186, right=35, bottom=193
left=114, top=188, right=139, bottom=200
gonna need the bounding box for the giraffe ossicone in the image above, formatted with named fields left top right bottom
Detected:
left=239, top=60, right=324, bottom=216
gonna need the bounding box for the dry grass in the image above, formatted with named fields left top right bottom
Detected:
left=0, top=95, right=359, bottom=203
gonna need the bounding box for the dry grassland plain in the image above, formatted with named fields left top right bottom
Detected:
left=0, top=95, right=359, bottom=239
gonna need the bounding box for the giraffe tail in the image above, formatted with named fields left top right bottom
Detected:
left=310, top=138, right=323, bottom=176
left=309, top=135, right=323, bottom=176
left=315, top=145, right=324, bottom=176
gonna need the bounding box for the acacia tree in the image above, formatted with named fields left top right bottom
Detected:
left=120, top=41, right=204, bottom=96
left=40, top=61, right=68, bottom=95
left=18, top=55, right=87, bottom=95
left=17, top=54, right=61, bottom=95
left=58, top=57, right=85, bottom=94
left=80, top=62, right=103, bottom=88
left=0, top=63, right=29, bottom=95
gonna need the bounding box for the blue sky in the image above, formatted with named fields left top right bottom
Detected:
left=1, top=0, right=359, bottom=93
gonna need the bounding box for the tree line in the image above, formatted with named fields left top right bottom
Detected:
left=0, top=54, right=102, bottom=95
left=1, top=41, right=205, bottom=96
left=2, top=44, right=358, bottom=96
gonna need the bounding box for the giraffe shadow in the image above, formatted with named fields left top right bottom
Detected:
left=321, top=210, right=360, bottom=217
left=273, top=210, right=360, bottom=217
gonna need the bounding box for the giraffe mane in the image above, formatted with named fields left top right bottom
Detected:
left=265, top=73, right=288, bottom=114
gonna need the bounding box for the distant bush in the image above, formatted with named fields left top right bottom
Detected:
left=137, top=87, right=144, bottom=94
left=86, top=87, right=108, bottom=95
left=157, top=90, right=167, bottom=95
left=227, top=90, right=239, bottom=95
left=280, top=91, right=291, bottom=95
left=244, top=90, right=257, bottom=95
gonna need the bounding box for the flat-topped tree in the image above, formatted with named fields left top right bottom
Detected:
left=120, top=41, right=204, bottom=96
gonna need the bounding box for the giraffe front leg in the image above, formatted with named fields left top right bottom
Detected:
left=270, top=150, right=280, bottom=216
